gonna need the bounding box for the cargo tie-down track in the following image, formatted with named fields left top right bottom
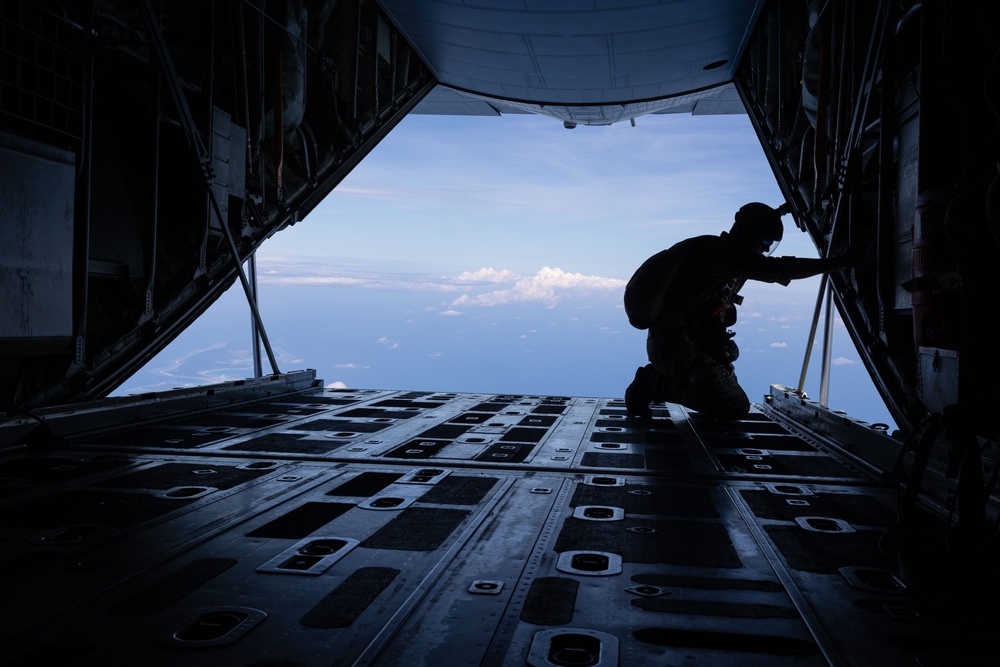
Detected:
left=1, top=371, right=994, bottom=666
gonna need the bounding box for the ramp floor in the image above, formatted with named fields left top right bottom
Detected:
left=0, top=378, right=993, bottom=666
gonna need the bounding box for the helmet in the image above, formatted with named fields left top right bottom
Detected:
left=731, top=202, right=784, bottom=255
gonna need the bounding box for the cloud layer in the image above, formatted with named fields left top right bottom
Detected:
left=255, top=257, right=625, bottom=310
left=451, top=266, right=625, bottom=307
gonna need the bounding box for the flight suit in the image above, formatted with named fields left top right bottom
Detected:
left=627, top=232, right=838, bottom=420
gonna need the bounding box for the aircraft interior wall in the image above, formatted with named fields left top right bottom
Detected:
left=735, top=0, right=1000, bottom=548
left=0, top=0, right=434, bottom=415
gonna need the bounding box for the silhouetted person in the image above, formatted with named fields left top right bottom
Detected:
left=623, top=202, right=855, bottom=420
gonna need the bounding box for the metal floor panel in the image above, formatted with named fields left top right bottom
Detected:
left=0, top=380, right=993, bottom=666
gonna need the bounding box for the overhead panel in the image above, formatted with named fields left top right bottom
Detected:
left=379, top=0, right=762, bottom=105
left=411, top=82, right=747, bottom=124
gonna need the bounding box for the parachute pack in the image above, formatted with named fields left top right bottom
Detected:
left=623, top=246, right=683, bottom=330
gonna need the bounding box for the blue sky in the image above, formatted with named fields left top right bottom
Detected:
left=114, top=111, right=896, bottom=429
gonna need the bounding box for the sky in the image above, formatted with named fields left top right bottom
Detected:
left=113, top=110, right=896, bottom=430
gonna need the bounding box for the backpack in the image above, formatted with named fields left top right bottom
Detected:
left=623, top=246, right=684, bottom=329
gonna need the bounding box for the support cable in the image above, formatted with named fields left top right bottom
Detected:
left=248, top=254, right=263, bottom=378
left=137, top=0, right=280, bottom=375
left=797, top=273, right=830, bottom=396
left=819, top=283, right=834, bottom=406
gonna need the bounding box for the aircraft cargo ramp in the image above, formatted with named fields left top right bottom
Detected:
left=1, top=371, right=995, bottom=666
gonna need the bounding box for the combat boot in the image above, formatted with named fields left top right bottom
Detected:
left=625, top=365, right=654, bottom=419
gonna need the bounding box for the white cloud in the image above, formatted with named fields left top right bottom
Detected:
left=451, top=266, right=626, bottom=307
left=332, top=363, right=365, bottom=369
left=832, top=356, right=857, bottom=365
left=326, top=381, right=348, bottom=389
left=455, top=268, right=520, bottom=283
left=770, top=341, right=788, bottom=348
left=376, top=336, right=400, bottom=349
left=439, top=309, right=462, bottom=316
